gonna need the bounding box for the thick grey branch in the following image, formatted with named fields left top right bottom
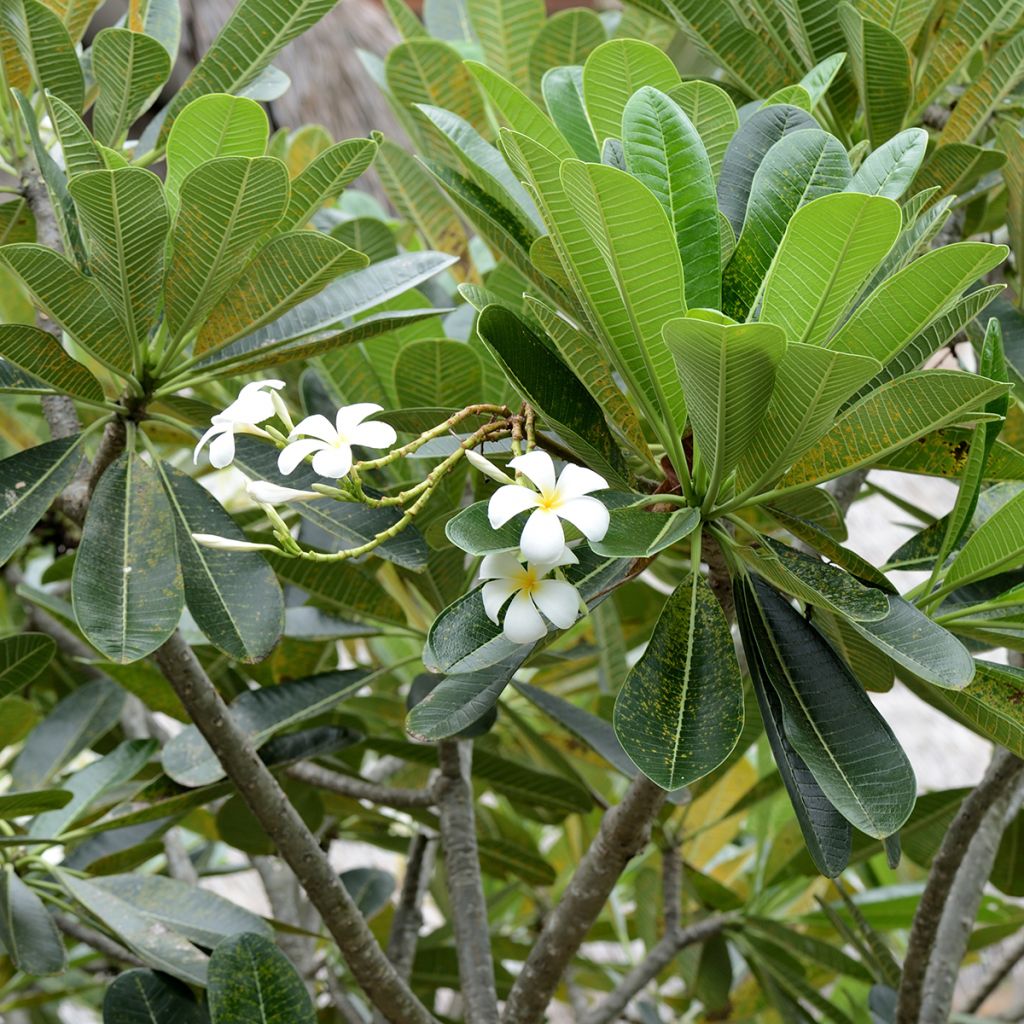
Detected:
left=153, top=631, right=437, bottom=1024
left=437, top=740, right=498, bottom=1023
left=287, top=761, right=437, bottom=809
left=579, top=916, right=730, bottom=1024
left=896, top=748, right=1024, bottom=1024
left=501, top=774, right=667, bottom=1024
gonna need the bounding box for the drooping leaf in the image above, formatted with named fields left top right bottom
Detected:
left=103, top=969, right=207, bottom=1024
left=92, top=27, right=171, bottom=147
left=0, top=866, right=66, bottom=975
left=614, top=568, right=744, bottom=790
left=72, top=453, right=183, bottom=664
left=911, top=143, right=1007, bottom=206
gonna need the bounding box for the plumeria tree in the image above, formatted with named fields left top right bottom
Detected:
left=1, top=0, right=1024, bottom=1023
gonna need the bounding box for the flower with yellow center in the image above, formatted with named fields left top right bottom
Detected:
left=487, top=450, right=610, bottom=564
left=480, top=548, right=581, bottom=644
left=278, top=403, right=397, bottom=480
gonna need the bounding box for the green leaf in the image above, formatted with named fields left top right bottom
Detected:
left=853, top=0, right=931, bottom=47
left=838, top=3, right=910, bottom=148
left=0, top=323, right=103, bottom=400
left=340, top=867, right=395, bottom=919
left=798, top=52, right=847, bottom=108
left=103, top=969, right=207, bottom=1024
left=49, top=94, right=104, bottom=177
left=847, top=128, right=928, bottom=199
left=281, top=138, right=378, bottom=230
left=72, top=453, right=183, bottom=664
left=529, top=8, right=605, bottom=92
left=0, top=788, right=68, bottom=816
left=157, top=0, right=338, bottom=145
left=663, top=317, right=786, bottom=503
left=581, top=38, right=680, bottom=145
left=778, top=371, right=1008, bottom=492
left=11, top=678, right=123, bottom=789
left=195, top=233, right=366, bottom=357
left=0, top=633, right=53, bottom=700
left=68, top=167, right=169, bottom=352
left=716, top=104, right=816, bottom=238
left=30, top=739, right=155, bottom=838
left=162, top=669, right=368, bottom=787
left=623, top=86, right=720, bottom=308
left=0, top=435, right=85, bottom=564
left=667, top=80, right=738, bottom=182
left=540, top=65, right=600, bottom=162
left=468, top=0, right=544, bottom=92
left=943, top=487, right=1024, bottom=593
left=722, top=129, right=852, bottom=319
left=59, top=872, right=208, bottom=985
left=761, top=192, right=901, bottom=347
left=164, top=157, right=289, bottom=340
left=394, top=338, right=482, bottom=409
left=92, top=27, right=171, bottom=147
left=476, top=304, right=630, bottom=487
left=2, top=0, right=84, bottom=110
left=208, top=933, right=315, bottom=1024
left=591, top=505, right=700, bottom=557
left=0, top=244, right=133, bottom=374
left=744, top=578, right=916, bottom=838
left=614, top=568, right=744, bottom=790
left=155, top=463, right=283, bottom=663
left=0, top=866, right=66, bottom=975
left=911, top=143, right=1007, bottom=205
left=406, top=671, right=505, bottom=740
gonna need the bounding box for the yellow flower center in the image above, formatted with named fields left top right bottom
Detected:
left=536, top=489, right=562, bottom=512
left=515, top=566, right=540, bottom=595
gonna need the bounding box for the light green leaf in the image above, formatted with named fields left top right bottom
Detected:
left=0, top=435, right=85, bottom=564
left=667, top=80, right=737, bottom=182
left=614, top=569, right=744, bottom=790
left=280, top=138, right=377, bottom=230
left=72, top=453, right=183, bottom=664
left=853, top=0, right=932, bottom=47
left=943, top=487, right=1024, bottom=593
left=762, top=192, right=901, bottom=347
left=799, top=52, right=847, bottom=107
left=68, top=167, right=168, bottom=351
left=48, top=94, right=103, bottom=177
left=541, top=65, right=600, bottom=162
left=827, top=242, right=1009, bottom=364
left=164, top=94, right=269, bottom=212
left=838, top=3, right=910, bottom=148
left=164, top=156, right=289, bottom=340
left=92, top=27, right=171, bottom=147
left=529, top=8, right=605, bottom=92
left=0, top=244, right=132, bottom=374
left=0, top=323, right=103, bottom=400
left=468, top=0, right=544, bottom=92
left=2, top=0, right=83, bottom=110
left=0, top=633, right=54, bottom=700
left=623, top=86, right=720, bottom=309
left=663, top=317, right=786, bottom=504
left=0, top=866, right=66, bottom=975
left=394, top=337, right=482, bottom=409
left=846, top=127, right=928, bottom=199
left=581, top=38, right=680, bottom=145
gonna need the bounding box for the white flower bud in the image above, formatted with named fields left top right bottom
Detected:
left=246, top=480, right=321, bottom=505
left=466, top=448, right=515, bottom=484
left=191, top=533, right=280, bottom=553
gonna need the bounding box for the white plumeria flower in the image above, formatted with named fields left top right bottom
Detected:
left=194, top=380, right=286, bottom=469
left=246, top=479, right=321, bottom=505
left=278, top=403, right=397, bottom=480
left=480, top=548, right=581, bottom=644
left=191, top=533, right=280, bottom=553
left=488, top=450, right=610, bottom=564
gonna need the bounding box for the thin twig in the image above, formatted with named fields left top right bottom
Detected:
left=437, top=740, right=498, bottom=1023
left=661, top=844, right=682, bottom=935
left=287, top=762, right=437, bottom=809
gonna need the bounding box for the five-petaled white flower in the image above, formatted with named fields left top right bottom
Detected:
left=480, top=548, right=581, bottom=644
left=194, top=380, right=286, bottom=469
left=278, top=404, right=397, bottom=480
left=488, top=451, right=610, bottom=564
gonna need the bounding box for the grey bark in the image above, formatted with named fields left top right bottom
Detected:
left=287, top=760, right=438, bottom=808
left=962, top=928, right=1024, bottom=1014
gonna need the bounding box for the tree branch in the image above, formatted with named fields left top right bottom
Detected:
left=286, top=761, right=437, bottom=809
left=579, top=916, right=730, bottom=1024
left=153, top=631, right=438, bottom=1024
left=962, top=928, right=1024, bottom=1014
left=828, top=468, right=870, bottom=516
left=436, top=740, right=498, bottom=1023
left=896, top=747, right=1024, bottom=1024
left=56, top=914, right=144, bottom=968
left=386, top=832, right=437, bottom=981
left=501, top=774, right=667, bottom=1024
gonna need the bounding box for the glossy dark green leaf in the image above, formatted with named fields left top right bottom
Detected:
left=590, top=505, right=700, bottom=557
left=406, top=670, right=505, bottom=740
left=156, top=462, right=283, bottom=662
left=72, top=454, right=183, bottom=664
left=0, top=436, right=84, bottom=564
left=0, top=865, right=66, bottom=975
left=103, top=969, right=208, bottom=1024
left=614, top=569, right=744, bottom=790
left=0, top=632, right=55, bottom=700
left=208, top=933, right=315, bottom=1024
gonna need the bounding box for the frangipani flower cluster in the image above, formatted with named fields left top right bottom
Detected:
left=475, top=450, right=610, bottom=643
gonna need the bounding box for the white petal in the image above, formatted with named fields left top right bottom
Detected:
left=519, top=507, right=566, bottom=564
left=466, top=449, right=514, bottom=484
left=349, top=420, right=397, bottom=450
left=239, top=379, right=285, bottom=396
left=558, top=496, right=610, bottom=542
left=530, top=546, right=578, bottom=572
left=312, top=444, right=353, bottom=479
left=191, top=533, right=278, bottom=553
left=532, top=579, right=581, bottom=629
left=194, top=422, right=226, bottom=464
left=556, top=462, right=609, bottom=499
left=225, top=390, right=275, bottom=425
left=488, top=484, right=540, bottom=528
left=480, top=552, right=526, bottom=581
left=336, top=403, right=385, bottom=433
left=481, top=578, right=519, bottom=623
left=290, top=414, right=338, bottom=444
left=246, top=479, right=320, bottom=504
left=502, top=591, right=547, bottom=644
left=509, top=450, right=557, bottom=493
left=208, top=429, right=237, bottom=469
left=278, top=437, right=326, bottom=475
